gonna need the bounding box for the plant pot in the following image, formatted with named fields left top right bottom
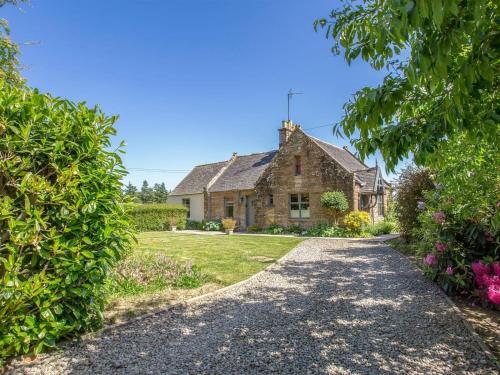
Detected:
left=225, top=229, right=234, bottom=235
left=171, top=226, right=177, bottom=232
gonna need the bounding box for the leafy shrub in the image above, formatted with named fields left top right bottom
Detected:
left=186, top=220, right=203, bottom=230
left=265, top=223, right=287, bottom=235
left=320, top=191, right=349, bottom=224
left=416, top=136, right=499, bottom=303
left=128, top=204, right=187, bottom=231
left=0, top=84, right=132, bottom=363
left=366, top=220, right=397, bottom=236
left=107, top=252, right=205, bottom=297
left=343, top=211, right=370, bottom=234
left=203, top=219, right=223, bottom=231
left=287, top=224, right=304, bottom=235
left=394, top=166, right=434, bottom=241
left=222, top=218, right=237, bottom=231
left=306, top=223, right=349, bottom=237
left=246, top=225, right=262, bottom=233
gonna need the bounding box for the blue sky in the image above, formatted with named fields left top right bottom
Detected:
left=3, top=0, right=405, bottom=189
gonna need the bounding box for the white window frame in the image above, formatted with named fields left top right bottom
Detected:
left=289, top=193, right=310, bottom=219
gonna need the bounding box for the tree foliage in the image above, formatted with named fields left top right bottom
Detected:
left=316, top=0, right=499, bottom=171
left=320, top=191, right=349, bottom=224
left=124, top=181, right=169, bottom=203
left=394, top=165, right=434, bottom=240
left=0, top=83, right=132, bottom=362
left=0, top=1, right=25, bottom=86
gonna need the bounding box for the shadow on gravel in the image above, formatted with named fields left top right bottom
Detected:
left=12, top=240, right=495, bottom=374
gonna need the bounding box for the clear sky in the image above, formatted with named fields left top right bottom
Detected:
left=3, top=0, right=405, bottom=190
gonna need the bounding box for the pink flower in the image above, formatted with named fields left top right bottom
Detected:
left=485, top=231, right=494, bottom=242
left=471, top=261, right=490, bottom=276
left=476, top=274, right=500, bottom=289
left=492, top=262, right=500, bottom=277
left=432, top=212, right=446, bottom=225
left=423, top=253, right=438, bottom=267
left=446, top=266, right=454, bottom=276
left=487, top=284, right=500, bottom=305
left=435, top=241, right=446, bottom=252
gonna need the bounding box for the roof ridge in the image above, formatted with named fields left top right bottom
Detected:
left=194, top=160, right=228, bottom=168
left=235, top=150, right=277, bottom=158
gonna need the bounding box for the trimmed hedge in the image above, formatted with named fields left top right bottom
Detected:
left=128, top=204, right=188, bottom=232
left=0, top=84, right=132, bottom=364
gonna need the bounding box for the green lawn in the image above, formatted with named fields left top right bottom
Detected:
left=105, top=232, right=302, bottom=323
left=135, top=232, right=303, bottom=285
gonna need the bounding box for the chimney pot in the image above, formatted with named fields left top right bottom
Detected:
left=279, top=120, right=298, bottom=147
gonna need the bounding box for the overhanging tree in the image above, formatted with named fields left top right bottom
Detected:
left=316, top=0, right=499, bottom=171
left=0, top=1, right=25, bottom=86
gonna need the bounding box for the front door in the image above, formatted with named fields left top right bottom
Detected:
left=245, top=195, right=255, bottom=227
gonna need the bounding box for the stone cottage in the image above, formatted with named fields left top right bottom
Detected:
left=168, top=120, right=390, bottom=228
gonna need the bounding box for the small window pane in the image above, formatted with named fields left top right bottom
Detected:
left=224, top=198, right=234, bottom=218
left=290, top=194, right=299, bottom=203
left=290, top=209, right=301, bottom=218
left=301, top=208, right=310, bottom=218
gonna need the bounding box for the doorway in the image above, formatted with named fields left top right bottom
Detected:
left=245, top=195, right=255, bottom=227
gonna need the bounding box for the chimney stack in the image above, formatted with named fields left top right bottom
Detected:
left=279, top=120, right=299, bottom=147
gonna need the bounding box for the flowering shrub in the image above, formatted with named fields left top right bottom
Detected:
left=343, top=211, right=370, bottom=234
left=417, top=136, right=499, bottom=303
left=203, top=219, right=223, bottom=231
left=470, top=261, right=500, bottom=305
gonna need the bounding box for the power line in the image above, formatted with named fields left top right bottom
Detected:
left=302, top=123, right=335, bottom=131
left=127, top=168, right=190, bottom=173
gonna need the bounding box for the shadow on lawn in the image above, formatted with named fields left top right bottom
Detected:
left=12, top=240, right=495, bottom=374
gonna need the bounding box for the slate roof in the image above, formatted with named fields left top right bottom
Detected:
left=170, top=129, right=390, bottom=195
left=170, top=161, right=227, bottom=196
left=308, top=136, right=367, bottom=172
left=354, top=167, right=378, bottom=193
left=209, top=151, right=278, bottom=192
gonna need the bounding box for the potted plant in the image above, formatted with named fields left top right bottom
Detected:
left=222, top=218, right=237, bottom=235
left=168, top=216, right=179, bottom=231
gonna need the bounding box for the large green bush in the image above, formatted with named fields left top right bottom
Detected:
left=394, top=166, right=434, bottom=241
left=0, top=84, right=132, bottom=363
left=128, top=204, right=187, bottom=232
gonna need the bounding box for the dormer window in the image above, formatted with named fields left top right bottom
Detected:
left=294, top=155, right=302, bottom=176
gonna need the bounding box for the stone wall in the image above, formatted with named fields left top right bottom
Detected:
left=208, top=189, right=255, bottom=228
left=255, top=130, right=356, bottom=228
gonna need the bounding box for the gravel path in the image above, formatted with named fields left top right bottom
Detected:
left=9, top=239, right=497, bottom=374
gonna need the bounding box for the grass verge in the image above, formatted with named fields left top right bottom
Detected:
left=105, top=232, right=303, bottom=323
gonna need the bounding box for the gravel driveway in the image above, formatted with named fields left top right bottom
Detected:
left=9, top=239, right=497, bottom=374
